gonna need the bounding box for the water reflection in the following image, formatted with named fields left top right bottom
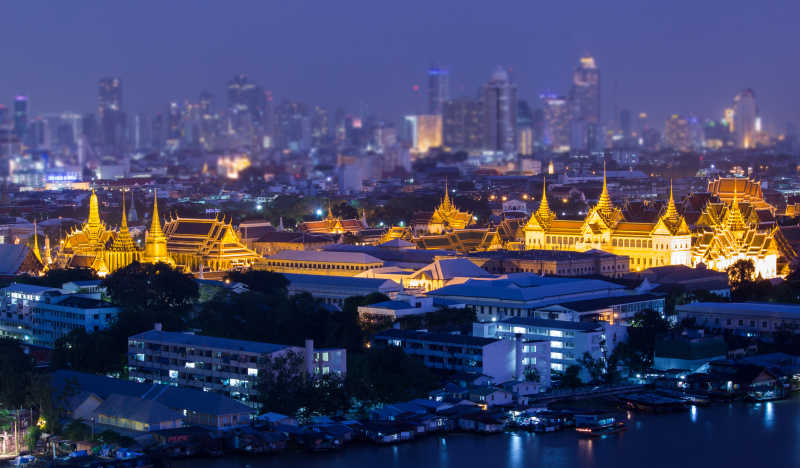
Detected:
left=765, top=402, right=774, bottom=429
left=690, top=405, right=698, bottom=423
left=577, top=438, right=594, bottom=465
left=509, top=433, right=523, bottom=468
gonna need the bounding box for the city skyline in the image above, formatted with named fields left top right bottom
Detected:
left=1, top=1, right=799, bottom=130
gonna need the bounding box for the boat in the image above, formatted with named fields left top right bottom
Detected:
left=11, top=455, right=37, bottom=466
left=574, top=412, right=627, bottom=437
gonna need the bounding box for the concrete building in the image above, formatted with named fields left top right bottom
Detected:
left=677, top=302, right=800, bottom=336
left=426, top=274, right=630, bottom=322
left=474, top=317, right=626, bottom=378
left=0, top=283, right=120, bottom=348
left=283, top=273, right=402, bottom=308
left=533, top=294, right=665, bottom=325
left=128, top=325, right=346, bottom=405
left=467, top=249, right=629, bottom=278
left=262, top=250, right=384, bottom=276
left=372, top=328, right=540, bottom=383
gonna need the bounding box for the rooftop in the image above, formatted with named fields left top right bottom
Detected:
left=498, top=317, right=605, bottom=331
left=269, top=250, right=383, bottom=264
left=678, top=302, right=800, bottom=319
left=130, top=329, right=289, bottom=354
left=283, top=273, right=401, bottom=290
left=374, top=328, right=498, bottom=347
left=555, top=294, right=664, bottom=312
left=427, top=274, right=625, bottom=303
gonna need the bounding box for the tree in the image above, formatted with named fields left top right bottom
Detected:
left=24, top=426, right=41, bottom=451
left=254, top=351, right=349, bottom=421
left=560, top=365, right=583, bottom=389
left=102, top=261, right=199, bottom=332
left=0, top=338, right=34, bottom=409
left=345, top=347, right=440, bottom=405
left=578, top=352, right=605, bottom=383
left=728, top=259, right=756, bottom=300
left=616, top=309, right=672, bottom=372
left=226, top=270, right=289, bottom=307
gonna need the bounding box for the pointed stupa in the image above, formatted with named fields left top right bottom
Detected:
left=111, top=191, right=137, bottom=252
left=664, top=180, right=680, bottom=221
left=44, top=235, right=52, bottom=265
left=440, top=179, right=453, bottom=211
left=360, top=208, right=368, bottom=228
left=327, top=201, right=334, bottom=219
left=127, top=190, right=138, bottom=223
left=278, top=217, right=284, bottom=231
left=142, top=190, right=175, bottom=266
left=87, top=189, right=102, bottom=228
left=595, top=162, right=615, bottom=213
left=32, top=220, right=43, bottom=265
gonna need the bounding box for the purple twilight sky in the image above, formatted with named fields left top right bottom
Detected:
left=1, top=0, right=798, bottom=131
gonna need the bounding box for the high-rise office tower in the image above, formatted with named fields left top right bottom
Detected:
left=541, top=94, right=571, bottom=151
left=227, top=74, right=266, bottom=134
left=733, top=89, right=757, bottom=149
left=569, top=55, right=600, bottom=123
left=442, top=98, right=484, bottom=151
left=428, top=66, right=449, bottom=115
left=517, top=100, right=534, bottom=155
left=311, top=105, right=329, bottom=146
left=664, top=114, right=690, bottom=151
left=98, top=77, right=125, bottom=152
left=481, top=67, right=517, bottom=153
left=13, top=96, right=28, bottom=140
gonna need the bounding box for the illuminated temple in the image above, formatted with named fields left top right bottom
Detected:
left=523, top=174, right=693, bottom=272
left=691, top=180, right=795, bottom=278
left=57, top=189, right=261, bottom=275
left=412, top=184, right=474, bottom=235
left=162, top=215, right=263, bottom=272
left=299, top=204, right=367, bottom=235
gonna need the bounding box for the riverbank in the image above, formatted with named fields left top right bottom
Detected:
left=170, top=396, right=800, bottom=468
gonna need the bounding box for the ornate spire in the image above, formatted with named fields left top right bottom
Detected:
left=149, top=190, right=164, bottom=237
left=142, top=190, right=174, bottom=266
left=278, top=216, right=284, bottom=231
left=88, top=189, right=102, bottom=228
left=112, top=191, right=137, bottom=252
left=664, top=179, right=680, bottom=221
left=537, top=178, right=554, bottom=219
left=596, top=161, right=614, bottom=213
left=441, top=178, right=452, bottom=211
left=32, top=220, right=43, bottom=265
left=327, top=200, right=334, bottom=219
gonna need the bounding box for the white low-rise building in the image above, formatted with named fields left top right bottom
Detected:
left=677, top=302, right=800, bottom=336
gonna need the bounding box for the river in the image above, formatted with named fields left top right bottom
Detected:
left=172, top=396, right=800, bottom=468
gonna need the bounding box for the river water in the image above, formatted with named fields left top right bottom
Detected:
left=173, top=396, right=800, bottom=468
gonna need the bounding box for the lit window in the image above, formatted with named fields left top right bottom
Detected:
left=185, top=362, right=195, bottom=368
left=247, top=368, right=258, bottom=376
left=549, top=330, right=563, bottom=338
left=168, top=370, right=179, bottom=379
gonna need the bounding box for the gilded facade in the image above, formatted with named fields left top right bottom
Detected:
left=523, top=174, right=693, bottom=272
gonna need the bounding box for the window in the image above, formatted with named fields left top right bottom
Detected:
left=168, top=370, right=179, bottom=379
left=248, top=368, right=258, bottom=376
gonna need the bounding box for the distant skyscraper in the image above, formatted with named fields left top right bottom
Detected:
left=481, top=67, right=517, bottom=153
left=311, top=105, right=329, bottom=146
left=664, top=114, right=690, bottom=151
left=517, top=100, right=534, bottom=155
left=0, top=105, right=8, bottom=127
left=619, top=109, right=632, bottom=139
left=442, top=98, right=484, bottom=151
left=98, top=77, right=125, bottom=152
left=733, top=89, right=757, bottom=149
left=227, top=74, right=265, bottom=135
left=541, top=94, right=571, bottom=151
left=428, top=66, right=449, bottom=115
left=13, top=96, right=28, bottom=140
left=569, top=55, right=600, bottom=123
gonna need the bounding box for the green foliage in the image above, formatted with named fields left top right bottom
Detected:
left=254, top=351, right=348, bottom=420
left=345, top=347, right=440, bottom=405
left=394, top=307, right=477, bottom=333
left=96, top=430, right=135, bottom=447
left=62, top=420, right=92, bottom=441
left=0, top=338, right=34, bottom=409
left=53, top=262, right=198, bottom=375
left=615, top=309, right=672, bottom=372
left=15, top=268, right=96, bottom=288
left=560, top=365, right=583, bottom=389
left=25, top=426, right=41, bottom=451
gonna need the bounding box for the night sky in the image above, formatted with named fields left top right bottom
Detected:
left=2, top=0, right=798, bottom=130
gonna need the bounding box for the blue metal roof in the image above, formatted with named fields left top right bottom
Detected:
left=130, top=330, right=289, bottom=354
